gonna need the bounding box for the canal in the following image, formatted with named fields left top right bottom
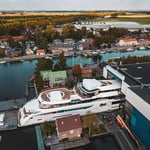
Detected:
left=1, top=50, right=150, bottom=100
left=0, top=50, right=150, bottom=150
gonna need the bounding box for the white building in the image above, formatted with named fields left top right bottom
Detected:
left=119, top=38, right=138, bottom=46
left=103, top=63, right=150, bottom=150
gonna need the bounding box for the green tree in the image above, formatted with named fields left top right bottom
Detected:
left=45, top=25, right=57, bottom=42
left=34, top=27, right=48, bottom=49
left=54, top=52, right=66, bottom=71
left=35, top=58, right=53, bottom=73
left=35, top=73, right=43, bottom=94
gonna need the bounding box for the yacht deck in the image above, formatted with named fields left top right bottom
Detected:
left=41, top=88, right=75, bottom=102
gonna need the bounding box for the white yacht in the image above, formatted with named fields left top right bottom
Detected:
left=18, top=79, right=123, bottom=127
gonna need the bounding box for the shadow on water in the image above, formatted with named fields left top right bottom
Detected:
left=69, top=134, right=121, bottom=150
left=0, top=127, right=38, bottom=150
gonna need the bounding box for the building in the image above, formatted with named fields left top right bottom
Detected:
left=55, top=114, right=82, bottom=141
left=81, top=69, right=92, bottom=78
left=36, top=49, right=45, bottom=56
left=119, top=38, right=138, bottom=46
left=103, top=63, right=150, bottom=150
left=7, top=48, right=22, bottom=57
left=25, top=47, right=34, bottom=55
left=40, top=70, right=67, bottom=88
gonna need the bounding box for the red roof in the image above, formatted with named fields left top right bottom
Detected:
left=121, top=39, right=137, bottom=42
left=0, top=36, right=24, bottom=42
left=56, top=115, right=82, bottom=133
left=36, top=49, right=45, bottom=53
left=81, top=69, right=92, bottom=74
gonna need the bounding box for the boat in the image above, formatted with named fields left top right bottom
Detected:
left=18, top=79, right=123, bottom=127
left=0, top=61, right=6, bottom=64
left=126, top=48, right=134, bottom=52
left=139, top=46, right=145, bottom=50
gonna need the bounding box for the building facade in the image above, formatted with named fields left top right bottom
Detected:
left=40, top=70, right=67, bottom=88
left=55, top=114, right=82, bottom=141
left=103, top=63, right=150, bottom=149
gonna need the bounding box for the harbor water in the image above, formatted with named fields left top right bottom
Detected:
left=0, top=50, right=150, bottom=150
left=1, top=50, right=150, bottom=100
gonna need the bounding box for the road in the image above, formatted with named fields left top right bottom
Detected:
left=98, top=111, right=137, bottom=150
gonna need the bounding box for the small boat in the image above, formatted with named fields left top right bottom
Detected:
left=0, top=61, right=6, bottom=64
left=139, top=46, right=145, bottom=50
left=127, top=48, right=134, bottom=52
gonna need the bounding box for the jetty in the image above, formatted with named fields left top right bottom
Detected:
left=0, top=98, right=26, bottom=131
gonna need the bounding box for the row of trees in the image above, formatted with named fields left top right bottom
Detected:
left=121, top=55, right=150, bottom=64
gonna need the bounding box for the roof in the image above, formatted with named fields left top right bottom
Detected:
left=83, top=79, right=102, bottom=91
left=81, top=69, right=92, bottom=74
left=40, top=70, right=66, bottom=84
left=112, top=62, right=150, bottom=86
left=56, top=114, right=82, bottom=133
left=130, top=86, right=150, bottom=105
left=121, top=39, right=137, bottom=42
left=36, top=49, right=45, bottom=53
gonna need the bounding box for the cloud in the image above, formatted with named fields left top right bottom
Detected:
left=0, top=0, right=149, bottom=10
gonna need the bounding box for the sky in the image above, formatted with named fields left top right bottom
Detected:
left=0, top=0, right=150, bottom=11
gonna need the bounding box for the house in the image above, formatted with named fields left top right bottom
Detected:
left=119, top=38, right=138, bottom=46
left=36, top=49, right=45, bottom=56
left=40, top=70, right=67, bottom=88
left=81, top=69, right=92, bottom=78
left=56, top=114, right=82, bottom=141
left=7, top=48, right=22, bottom=57
left=25, top=47, right=34, bottom=55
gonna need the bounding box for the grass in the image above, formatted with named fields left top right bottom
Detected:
left=94, top=17, right=150, bottom=25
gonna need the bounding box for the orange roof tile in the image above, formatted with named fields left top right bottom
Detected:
left=36, top=49, right=45, bottom=53
left=121, top=39, right=137, bottom=42
left=81, top=69, right=92, bottom=74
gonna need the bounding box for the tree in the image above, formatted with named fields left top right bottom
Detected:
left=35, top=58, right=53, bottom=73
left=0, top=48, right=5, bottom=58
left=45, top=25, right=57, bottom=42
left=72, top=64, right=82, bottom=82
left=62, top=24, right=74, bottom=39
left=82, top=111, right=99, bottom=135
left=54, top=52, right=66, bottom=71
left=65, top=77, right=74, bottom=88
left=34, top=27, right=48, bottom=49
left=35, top=74, right=43, bottom=94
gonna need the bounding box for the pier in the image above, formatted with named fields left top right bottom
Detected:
left=0, top=98, right=26, bottom=131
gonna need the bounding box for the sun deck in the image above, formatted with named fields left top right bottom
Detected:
left=40, top=88, right=75, bottom=102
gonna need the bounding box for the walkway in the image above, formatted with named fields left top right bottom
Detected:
left=0, top=98, right=26, bottom=112
left=35, top=125, right=45, bottom=150
left=50, top=138, right=90, bottom=150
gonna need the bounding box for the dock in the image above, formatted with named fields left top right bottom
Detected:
left=46, top=137, right=90, bottom=150
left=0, top=98, right=26, bottom=131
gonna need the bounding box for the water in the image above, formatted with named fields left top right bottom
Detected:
left=0, top=127, right=38, bottom=150
left=1, top=50, right=150, bottom=100
left=0, top=60, right=37, bottom=100
left=69, top=134, right=120, bottom=150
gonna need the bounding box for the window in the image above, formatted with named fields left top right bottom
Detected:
left=70, top=130, right=74, bottom=134
left=99, top=103, right=106, bottom=107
